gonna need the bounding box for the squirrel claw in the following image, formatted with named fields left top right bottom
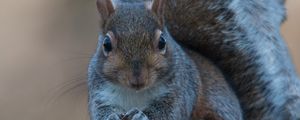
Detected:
left=122, top=108, right=149, bottom=120
left=107, top=113, right=122, bottom=120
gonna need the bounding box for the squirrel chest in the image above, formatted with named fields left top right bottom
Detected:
left=97, top=83, right=167, bottom=111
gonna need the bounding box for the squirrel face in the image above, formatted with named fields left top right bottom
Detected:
left=97, top=0, right=170, bottom=91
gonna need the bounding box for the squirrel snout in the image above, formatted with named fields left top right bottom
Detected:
left=128, top=77, right=146, bottom=90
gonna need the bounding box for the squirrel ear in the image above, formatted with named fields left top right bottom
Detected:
left=146, top=0, right=165, bottom=26
left=97, top=0, right=115, bottom=23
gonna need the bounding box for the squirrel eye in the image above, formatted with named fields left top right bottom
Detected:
left=158, top=34, right=166, bottom=51
left=103, top=35, right=112, bottom=56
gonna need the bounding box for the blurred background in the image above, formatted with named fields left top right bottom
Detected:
left=0, top=0, right=299, bottom=120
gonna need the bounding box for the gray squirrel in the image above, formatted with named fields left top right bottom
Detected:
left=88, top=0, right=243, bottom=119
left=88, top=0, right=300, bottom=119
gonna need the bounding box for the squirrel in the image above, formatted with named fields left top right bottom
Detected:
left=160, top=0, right=300, bottom=119
left=88, top=0, right=243, bottom=119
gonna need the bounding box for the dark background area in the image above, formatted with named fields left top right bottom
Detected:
left=0, top=0, right=299, bottom=120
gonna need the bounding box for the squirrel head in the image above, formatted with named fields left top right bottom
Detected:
left=96, top=0, right=171, bottom=91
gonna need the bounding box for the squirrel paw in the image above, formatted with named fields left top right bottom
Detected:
left=122, top=108, right=149, bottom=120
left=107, top=113, right=122, bottom=120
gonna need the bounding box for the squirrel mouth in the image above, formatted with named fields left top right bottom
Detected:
left=129, top=82, right=145, bottom=90
left=128, top=79, right=146, bottom=91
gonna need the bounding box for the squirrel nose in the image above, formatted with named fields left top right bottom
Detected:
left=129, top=77, right=145, bottom=90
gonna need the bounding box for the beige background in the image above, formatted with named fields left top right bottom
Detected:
left=0, top=0, right=299, bottom=120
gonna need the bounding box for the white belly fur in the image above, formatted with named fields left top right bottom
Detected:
left=97, top=83, right=166, bottom=111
